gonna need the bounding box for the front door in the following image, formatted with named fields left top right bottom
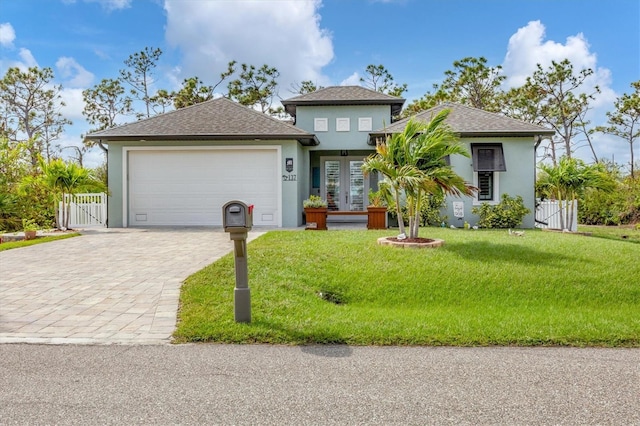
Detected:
left=321, top=157, right=368, bottom=221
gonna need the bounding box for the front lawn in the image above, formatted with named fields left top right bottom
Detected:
left=578, top=224, right=640, bottom=244
left=0, top=233, right=81, bottom=251
left=174, top=228, right=640, bottom=346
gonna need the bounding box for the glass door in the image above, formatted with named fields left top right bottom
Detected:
left=321, top=157, right=368, bottom=220
left=348, top=160, right=365, bottom=211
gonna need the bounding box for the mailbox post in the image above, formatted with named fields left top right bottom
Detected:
left=222, top=200, right=254, bottom=323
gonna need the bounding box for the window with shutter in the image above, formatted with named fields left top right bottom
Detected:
left=471, top=144, right=504, bottom=203
left=471, top=144, right=506, bottom=172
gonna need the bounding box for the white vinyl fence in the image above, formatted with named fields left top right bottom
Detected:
left=58, top=193, right=107, bottom=228
left=535, top=200, right=578, bottom=232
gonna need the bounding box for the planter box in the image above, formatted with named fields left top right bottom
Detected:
left=304, top=207, right=327, bottom=230
left=24, top=230, right=37, bottom=240
left=367, top=206, right=387, bottom=230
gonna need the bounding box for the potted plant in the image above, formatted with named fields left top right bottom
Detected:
left=22, top=218, right=38, bottom=241
left=303, top=195, right=328, bottom=230
left=367, top=188, right=388, bottom=230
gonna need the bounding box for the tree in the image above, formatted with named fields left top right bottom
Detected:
left=360, top=64, right=407, bottom=97
left=362, top=111, right=475, bottom=238
left=173, top=61, right=237, bottom=109
left=401, top=88, right=449, bottom=118
left=119, top=47, right=163, bottom=119
left=227, top=63, right=280, bottom=113
left=596, top=80, right=640, bottom=178
left=290, top=80, right=323, bottom=95
left=402, top=57, right=505, bottom=117
left=0, top=66, right=71, bottom=165
left=522, top=59, right=600, bottom=164
left=436, top=57, right=506, bottom=112
left=172, top=77, right=213, bottom=109
left=575, top=107, right=599, bottom=163
left=149, top=89, right=173, bottom=115
left=0, top=137, right=29, bottom=231
left=60, top=145, right=89, bottom=167
left=537, top=156, right=615, bottom=230
left=82, top=78, right=133, bottom=153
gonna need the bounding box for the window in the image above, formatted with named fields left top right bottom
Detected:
left=358, top=117, right=372, bottom=132
left=477, top=172, right=494, bottom=201
left=471, top=144, right=505, bottom=203
left=336, top=118, right=350, bottom=132
left=314, top=118, right=328, bottom=132
left=471, top=144, right=506, bottom=172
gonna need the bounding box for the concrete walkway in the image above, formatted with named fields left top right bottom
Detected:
left=0, top=228, right=264, bottom=344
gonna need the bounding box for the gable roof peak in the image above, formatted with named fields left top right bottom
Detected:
left=281, top=85, right=405, bottom=116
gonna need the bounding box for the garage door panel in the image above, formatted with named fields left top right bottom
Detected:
left=128, top=149, right=279, bottom=226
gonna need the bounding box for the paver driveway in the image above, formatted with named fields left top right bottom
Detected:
left=0, top=228, right=265, bottom=344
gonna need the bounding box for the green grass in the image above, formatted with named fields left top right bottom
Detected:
left=174, top=228, right=640, bottom=347
left=0, top=233, right=81, bottom=251
left=578, top=224, right=640, bottom=244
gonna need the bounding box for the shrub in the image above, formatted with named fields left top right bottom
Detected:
left=579, top=175, right=640, bottom=225
left=387, top=191, right=447, bottom=227
left=472, top=194, right=530, bottom=228
left=420, top=191, right=447, bottom=226
left=303, top=195, right=327, bottom=208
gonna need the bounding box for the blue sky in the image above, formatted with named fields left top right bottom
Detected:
left=1, top=0, right=639, bottom=168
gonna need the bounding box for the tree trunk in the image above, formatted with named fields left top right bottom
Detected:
left=411, top=192, right=422, bottom=239
left=630, top=141, right=635, bottom=179
left=394, top=190, right=405, bottom=235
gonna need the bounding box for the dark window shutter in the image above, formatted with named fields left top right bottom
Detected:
left=471, top=144, right=506, bottom=172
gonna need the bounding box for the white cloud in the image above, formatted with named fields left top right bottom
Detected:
left=502, top=20, right=616, bottom=108
left=56, top=56, right=95, bottom=87
left=503, top=21, right=604, bottom=89
left=60, top=87, right=87, bottom=121
left=163, top=0, right=334, bottom=99
left=82, top=0, right=132, bottom=11
left=0, top=22, right=16, bottom=47
left=340, top=72, right=360, bottom=86
left=14, top=48, right=38, bottom=69
left=502, top=21, right=626, bottom=165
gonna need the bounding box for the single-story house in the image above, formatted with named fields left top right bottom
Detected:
left=86, top=85, right=554, bottom=228
left=372, top=102, right=556, bottom=227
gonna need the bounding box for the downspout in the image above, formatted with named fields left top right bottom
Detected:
left=534, top=135, right=542, bottom=227
left=100, top=139, right=109, bottom=227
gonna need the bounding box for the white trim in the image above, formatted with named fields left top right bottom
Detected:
left=122, top=145, right=282, bottom=227
left=314, top=118, right=328, bottom=132
left=336, top=117, right=350, bottom=132
left=358, top=117, right=372, bottom=132
left=472, top=171, right=500, bottom=205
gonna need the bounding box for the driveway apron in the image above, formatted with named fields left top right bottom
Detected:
left=0, top=228, right=265, bottom=344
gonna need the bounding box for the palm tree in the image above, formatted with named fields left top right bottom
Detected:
left=38, top=158, right=106, bottom=229
left=537, top=156, right=615, bottom=230
left=362, top=110, right=475, bottom=239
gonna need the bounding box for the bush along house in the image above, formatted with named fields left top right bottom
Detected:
left=85, top=86, right=554, bottom=228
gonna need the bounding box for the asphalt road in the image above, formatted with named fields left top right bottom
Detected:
left=1, top=344, right=638, bottom=425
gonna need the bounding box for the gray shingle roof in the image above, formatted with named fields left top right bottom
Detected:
left=85, top=97, right=318, bottom=145
left=281, top=85, right=405, bottom=116
left=374, top=102, right=555, bottom=138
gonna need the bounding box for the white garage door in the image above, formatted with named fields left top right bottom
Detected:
left=127, top=148, right=280, bottom=226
